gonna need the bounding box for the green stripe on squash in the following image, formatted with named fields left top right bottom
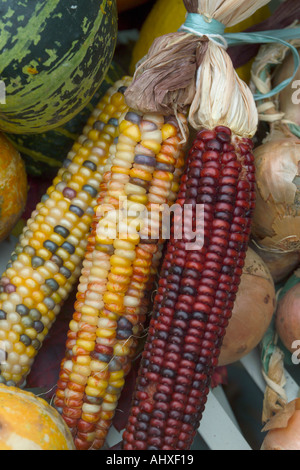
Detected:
left=0, top=0, right=117, bottom=134
left=5, top=61, right=125, bottom=177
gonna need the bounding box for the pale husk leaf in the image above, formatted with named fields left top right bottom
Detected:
left=189, top=41, right=258, bottom=137
left=185, top=0, right=271, bottom=27
left=262, top=399, right=300, bottom=432
left=262, top=348, right=287, bottom=424
left=250, top=34, right=300, bottom=124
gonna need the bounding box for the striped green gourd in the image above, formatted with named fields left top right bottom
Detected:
left=0, top=0, right=117, bottom=134
left=5, top=62, right=124, bottom=177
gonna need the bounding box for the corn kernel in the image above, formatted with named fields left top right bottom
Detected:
left=69, top=373, right=88, bottom=386
left=84, top=386, right=103, bottom=398
left=161, top=123, right=177, bottom=140
left=75, top=339, right=95, bottom=352
left=141, top=140, right=161, bottom=154
left=109, top=370, right=124, bottom=382
left=96, top=328, right=116, bottom=339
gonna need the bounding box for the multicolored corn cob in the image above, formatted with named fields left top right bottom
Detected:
left=53, top=111, right=188, bottom=450
left=0, top=78, right=131, bottom=388
left=122, top=126, right=256, bottom=450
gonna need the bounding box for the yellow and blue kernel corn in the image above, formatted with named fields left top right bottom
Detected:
left=0, top=77, right=131, bottom=388
left=54, top=111, right=188, bottom=450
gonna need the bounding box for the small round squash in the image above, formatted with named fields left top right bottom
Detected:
left=0, top=133, right=27, bottom=242
left=0, top=0, right=117, bottom=134
left=0, top=384, right=75, bottom=450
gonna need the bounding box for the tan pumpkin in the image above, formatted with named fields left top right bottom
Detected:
left=0, top=384, right=75, bottom=450
left=0, top=133, right=27, bottom=242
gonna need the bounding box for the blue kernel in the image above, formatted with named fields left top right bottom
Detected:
left=6, top=380, right=16, bottom=387
left=51, top=254, right=64, bottom=267
left=93, top=121, right=105, bottom=131
left=33, top=321, right=44, bottom=333
left=44, top=297, right=55, bottom=310
left=60, top=266, right=71, bottom=279
left=108, top=117, right=119, bottom=127
left=29, top=309, right=42, bottom=321
left=92, top=352, right=111, bottom=362
left=20, top=335, right=31, bottom=346
left=45, top=279, right=59, bottom=292
left=70, top=205, right=84, bottom=217
left=43, top=240, right=58, bottom=254
left=118, top=86, right=127, bottom=94
left=41, top=194, right=50, bottom=203
left=125, top=112, right=141, bottom=125
left=83, top=160, right=97, bottom=172
left=0, top=310, right=6, bottom=320
left=82, top=184, right=98, bottom=198
left=0, top=348, right=7, bottom=362
left=32, top=339, right=41, bottom=351
left=31, top=256, right=44, bottom=268
left=61, top=242, right=75, bottom=255
left=116, top=329, right=132, bottom=340
left=54, top=225, right=70, bottom=238
left=63, top=158, right=72, bottom=168
left=16, top=305, right=29, bottom=317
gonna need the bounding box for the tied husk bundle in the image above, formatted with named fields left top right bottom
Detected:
left=250, top=37, right=300, bottom=275
left=125, top=0, right=272, bottom=139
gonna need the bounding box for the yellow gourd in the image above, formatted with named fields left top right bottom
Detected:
left=130, top=0, right=271, bottom=83
left=0, top=133, right=27, bottom=242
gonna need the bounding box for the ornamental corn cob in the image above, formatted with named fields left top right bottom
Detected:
left=123, top=126, right=256, bottom=450
left=54, top=111, right=188, bottom=450
left=0, top=78, right=131, bottom=388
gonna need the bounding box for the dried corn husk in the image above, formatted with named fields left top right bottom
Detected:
left=125, top=0, right=272, bottom=138
left=262, top=347, right=287, bottom=424
left=250, top=36, right=300, bottom=255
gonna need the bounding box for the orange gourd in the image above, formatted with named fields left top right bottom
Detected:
left=0, top=133, right=27, bottom=242
left=0, top=384, right=75, bottom=450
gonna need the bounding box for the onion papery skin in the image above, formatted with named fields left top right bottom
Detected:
left=251, top=135, right=300, bottom=254
left=219, top=248, right=275, bottom=366
left=276, top=283, right=300, bottom=354
left=262, top=400, right=300, bottom=451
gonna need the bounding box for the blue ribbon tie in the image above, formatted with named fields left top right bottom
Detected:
left=179, top=13, right=300, bottom=102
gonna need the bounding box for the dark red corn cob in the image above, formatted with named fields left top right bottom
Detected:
left=122, top=126, right=256, bottom=450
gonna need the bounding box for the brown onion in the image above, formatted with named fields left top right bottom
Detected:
left=262, top=399, right=300, bottom=450
left=251, top=130, right=300, bottom=254
left=274, top=48, right=300, bottom=127
left=276, top=279, right=300, bottom=354
left=250, top=242, right=300, bottom=283
left=219, top=248, right=276, bottom=366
